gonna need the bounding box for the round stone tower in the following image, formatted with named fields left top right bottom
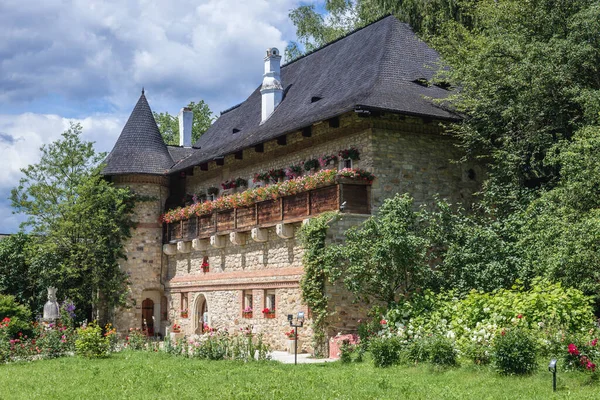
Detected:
left=103, top=90, right=173, bottom=336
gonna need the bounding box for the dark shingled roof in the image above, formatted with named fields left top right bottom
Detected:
left=103, top=92, right=174, bottom=175
left=170, top=16, right=457, bottom=173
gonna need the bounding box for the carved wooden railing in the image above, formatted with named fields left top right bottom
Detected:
left=163, top=182, right=370, bottom=243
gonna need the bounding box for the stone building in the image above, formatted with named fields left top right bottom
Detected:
left=102, top=16, right=481, bottom=352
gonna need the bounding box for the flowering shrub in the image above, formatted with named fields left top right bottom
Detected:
left=126, top=327, right=147, bottom=350
left=493, top=328, right=538, bottom=375
left=235, top=177, right=248, bottom=188
left=161, top=169, right=375, bottom=223
left=369, top=336, right=402, bottom=367
left=253, top=171, right=271, bottom=184
left=564, top=337, right=599, bottom=373
left=75, top=322, right=110, bottom=358
left=171, top=323, right=181, bottom=333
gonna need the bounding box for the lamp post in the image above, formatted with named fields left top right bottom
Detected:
left=288, top=311, right=305, bottom=365
left=548, top=359, right=557, bottom=392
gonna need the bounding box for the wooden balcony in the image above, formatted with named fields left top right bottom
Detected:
left=163, top=182, right=370, bottom=243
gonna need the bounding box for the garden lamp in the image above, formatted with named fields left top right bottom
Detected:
left=288, top=311, right=305, bottom=365
left=548, top=359, right=557, bottom=392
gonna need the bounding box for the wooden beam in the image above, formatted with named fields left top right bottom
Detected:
left=277, top=135, right=287, bottom=146
left=215, top=158, right=225, bottom=166
left=255, top=143, right=264, bottom=153
left=234, top=151, right=243, bottom=160
left=328, top=116, right=340, bottom=128
left=199, top=163, right=208, bottom=171
left=302, top=126, right=312, bottom=137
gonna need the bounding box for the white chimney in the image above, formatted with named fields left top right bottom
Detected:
left=178, top=107, right=193, bottom=147
left=260, top=47, right=283, bottom=123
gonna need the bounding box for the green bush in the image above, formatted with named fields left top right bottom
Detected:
left=0, top=295, right=32, bottom=338
left=369, top=336, right=401, bottom=368
left=429, top=335, right=458, bottom=367
left=75, top=322, right=109, bottom=358
left=404, top=337, right=430, bottom=364
left=126, top=328, right=147, bottom=350
left=493, top=328, right=537, bottom=375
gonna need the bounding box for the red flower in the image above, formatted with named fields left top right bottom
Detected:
left=568, top=343, right=580, bottom=356
left=501, top=330, right=506, bottom=336
left=380, top=319, right=387, bottom=325
left=592, top=338, right=598, bottom=347
left=517, top=314, right=523, bottom=319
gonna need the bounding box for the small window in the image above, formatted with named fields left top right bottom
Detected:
left=343, top=159, right=353, bottom=169
left=180, top=293, right=188, bottom=316
left=265, top=290, right=275, bottom=311
left=243, top=290, right=253, bottom=317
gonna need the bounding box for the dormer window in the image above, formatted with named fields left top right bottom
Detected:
left=311, top=96, right=322, bottom=103
left=232, top=128, right=240, bottom=134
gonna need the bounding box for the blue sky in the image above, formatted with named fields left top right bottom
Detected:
left=0, top=0, right=324, bottom=233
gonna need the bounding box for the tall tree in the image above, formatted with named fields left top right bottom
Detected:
left=154, top=100, right=214, bottom=145
left=10, top=123, right=135, bottom=321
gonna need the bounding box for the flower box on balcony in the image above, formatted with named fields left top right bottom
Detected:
left=265, top=312, right=276, bottom=319
left=180, top=311, right=188, bottom=318
left=242, top=312, right=253, bottom=319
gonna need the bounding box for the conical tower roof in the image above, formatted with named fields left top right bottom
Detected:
left=103, top=91, right=173, bottom=175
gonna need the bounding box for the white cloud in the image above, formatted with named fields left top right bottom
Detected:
left=0, top=111, right=124, bottom=195
left=0, top=0, right=300, bottom=114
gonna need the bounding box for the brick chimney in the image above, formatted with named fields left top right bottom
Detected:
left=260, top=47, right=283, bottom=123
left=178, top=107, right=193, bottom=147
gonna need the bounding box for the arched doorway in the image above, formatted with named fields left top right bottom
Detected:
left=142, top=298, right=154, bottom=336
left=194, top=294, right=208, bottom=334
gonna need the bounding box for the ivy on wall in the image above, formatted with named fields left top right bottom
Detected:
left=297, top=211, right=340, bottom=357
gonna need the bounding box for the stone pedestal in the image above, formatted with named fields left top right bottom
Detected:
left=170, top=332, right=184, bottom=342
left=287, top=339, right=302, bottom=354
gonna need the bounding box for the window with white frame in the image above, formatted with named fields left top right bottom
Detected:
left=265, top=290, right=276, bottom=312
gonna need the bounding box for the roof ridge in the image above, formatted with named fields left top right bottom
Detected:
left=281, top=14, right=395, bottom=68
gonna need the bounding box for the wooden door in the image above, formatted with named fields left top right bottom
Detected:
left=142, top=298, right=154, bottom=335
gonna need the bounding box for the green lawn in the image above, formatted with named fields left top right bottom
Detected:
left=0, top=352, right=598, bottom=399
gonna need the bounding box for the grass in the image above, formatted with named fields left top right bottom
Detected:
left=0, top=351, right=598, bottom=399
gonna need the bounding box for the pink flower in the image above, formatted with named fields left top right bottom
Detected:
left=380, top=319, right=387, bottom=325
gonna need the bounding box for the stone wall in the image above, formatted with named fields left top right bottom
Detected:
left=370, top=116, right=482, bottom=211
left=156, top=113, right=483, bottom=352
left=112, top=174, right=170, bottom=335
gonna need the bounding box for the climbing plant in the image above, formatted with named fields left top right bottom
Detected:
left=297, top=211, right=340, bottom=357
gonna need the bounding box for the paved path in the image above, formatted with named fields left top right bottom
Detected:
left=269, top=351, right=336, bottom=364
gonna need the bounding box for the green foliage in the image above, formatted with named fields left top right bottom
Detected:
left=75, top=322, right=110, bottom=358
left=404, top=337, right=430, bottom=364
left=153, top=100, right=214, bottom=145
left=369, top=336, right=402, bottom=368
left=519, top=127, right=600, bottom=307
left=125, top=328, right=147, bottom=350
left=297, top=211, right=340, bottom=357
left=339, top=340, right=354, bottom=364
left=339, top=194, right=430, bottom=305
left=493, top=328, right=538, bottom=375
left=0, top=233, right=43, bottom=313
left=10, top=124, right=136, bottom=321
left=428, top=335, right=458, bottom=367
left=286, top=0, right=477, bottom=61
left=0, top=295, right=32, bottom=338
